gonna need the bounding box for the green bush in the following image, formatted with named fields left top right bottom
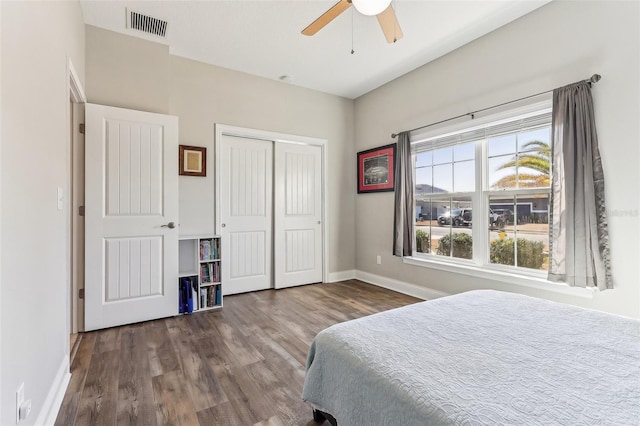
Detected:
left=490, top=238, right=546, bottom=269
left=416, top=230, right=430, bottom=253
left=437, top=233, right=473, bottom=259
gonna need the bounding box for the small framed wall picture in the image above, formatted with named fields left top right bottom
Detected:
left=357, top=143, right=396, bottom=193
left=179, top=145, right=206, bottom=176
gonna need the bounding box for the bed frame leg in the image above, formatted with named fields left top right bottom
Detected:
left=312, top=409, right=337, bottom=426
left=312, top=409, right=326, bottom=422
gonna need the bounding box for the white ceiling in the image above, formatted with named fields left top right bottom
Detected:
left=80, top=0, right=550, bottom=99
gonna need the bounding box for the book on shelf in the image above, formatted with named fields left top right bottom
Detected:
left=206, top=286, right=213, bottom=307
left=200, top=263, right=211, bottom=283
left=192, top=283, right=198, bottom=311
left=179, top=277, right=195, bottom=314
left=198, top=262, right=220, bottom=283
left=199, top=240, right=205, bottom=260
left=212, top=239, right=219, bottom=260
left=208, top=262, right=220, bottom=283
left=200, top=288, right=206, bottom=310
left=200, top=239, right=212, bottom=261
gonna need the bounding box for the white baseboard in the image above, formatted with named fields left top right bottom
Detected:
left=355, top=270, right=450, bottom=301
left=36, top=355, right=71, bottom=426
left=327, top=270, right=356, bottom=282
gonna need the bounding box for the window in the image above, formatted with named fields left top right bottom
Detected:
left=413, top=107, right=551, bottom=275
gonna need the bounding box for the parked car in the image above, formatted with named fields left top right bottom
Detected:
left=490, top=209, right=514, bottom=228
left=438, top=208, right=510, bottom=228
left=438, top=208, right=472, bottom=227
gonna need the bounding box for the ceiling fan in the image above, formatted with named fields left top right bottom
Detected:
left=302, top=0, right=403, bottom=43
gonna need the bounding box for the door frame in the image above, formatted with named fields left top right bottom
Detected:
left=214, top=124, right=329, bottom=284
left=67, top=58, right=86, bottom=337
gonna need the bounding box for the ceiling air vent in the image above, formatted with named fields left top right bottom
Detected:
left=127, top=9, right=168, bottom=38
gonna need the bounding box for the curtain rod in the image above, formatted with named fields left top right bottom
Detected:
left=391, top=74, right=601, bottom=139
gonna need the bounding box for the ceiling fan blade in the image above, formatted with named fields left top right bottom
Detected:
left=377, top=5, right=403, bottom=43
left=302, top=0, right=352, bottom=36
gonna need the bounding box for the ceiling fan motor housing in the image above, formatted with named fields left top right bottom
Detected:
left=351, top=0, right=392, bottom=16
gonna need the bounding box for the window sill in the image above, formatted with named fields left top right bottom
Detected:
left=402, top=256, right=596, bottom=299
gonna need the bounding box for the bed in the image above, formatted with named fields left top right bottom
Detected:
left=302, top=290, right=639, bottom=425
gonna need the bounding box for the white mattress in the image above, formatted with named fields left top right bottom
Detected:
left=302, top=290, right=640, bottom=425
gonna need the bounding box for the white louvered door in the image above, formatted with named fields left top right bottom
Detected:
left=274, top=143, right=323, bottom=288
left=219, top=135, right=273, bottom=294
left=84, top=104, right=179, bottom=331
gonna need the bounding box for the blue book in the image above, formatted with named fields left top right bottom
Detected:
left=181, top=278, right=194, bottom=314
left=215, top=286, right=221, bottom=306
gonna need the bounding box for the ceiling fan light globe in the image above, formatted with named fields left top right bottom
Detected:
left=352, top=0, right=392, bottom=16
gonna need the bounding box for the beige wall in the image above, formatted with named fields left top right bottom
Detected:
left=354, top=1, right=640, bottom=317
left=1, top=1, right=85, bottom=424
left=86, top=25, right=356, bottom=275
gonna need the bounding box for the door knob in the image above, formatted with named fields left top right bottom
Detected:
left=221, top=223, right=226, bottom=228
left=161, top=222, right=176, bottom=229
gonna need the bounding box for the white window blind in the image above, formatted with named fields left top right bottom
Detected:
left=412, top=111, right=552, bottom=154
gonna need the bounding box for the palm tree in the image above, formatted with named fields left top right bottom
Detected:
left=493, top=140, right=551, bottom=188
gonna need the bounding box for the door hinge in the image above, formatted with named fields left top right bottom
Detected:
left=78, top=206, right=85, bottom=216
left=79, top=123, right=85, bottom=134
left=78, top=289, right=84, bottom=299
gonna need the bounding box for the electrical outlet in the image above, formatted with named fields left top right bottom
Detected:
left=16, top=383, right=24, bottom=424
left=376, top=255, right=382, bottom=265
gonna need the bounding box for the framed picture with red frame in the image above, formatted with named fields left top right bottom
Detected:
left=357, top=143, right=396, bottom=193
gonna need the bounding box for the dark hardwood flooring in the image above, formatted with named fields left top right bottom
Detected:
left=55, top=280, right=419, bottom=426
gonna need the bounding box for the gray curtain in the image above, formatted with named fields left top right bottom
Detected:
left=548, top=81, right=612, bottom=289
left=393, top=132, right=414, bottom=256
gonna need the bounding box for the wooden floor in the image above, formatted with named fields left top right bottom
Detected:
left=70, top=333, right=79, bottom=352
left=55, top=280, right=419, bottom=426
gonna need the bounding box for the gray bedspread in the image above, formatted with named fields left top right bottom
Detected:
left=302, top=290, right=640, bottom=425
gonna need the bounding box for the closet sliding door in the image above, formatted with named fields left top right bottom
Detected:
left=274, top=142, right=323, bottom=288
left=217, top=126, right=325, bottom=295
left=218, top=135, right=273, bottom=295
